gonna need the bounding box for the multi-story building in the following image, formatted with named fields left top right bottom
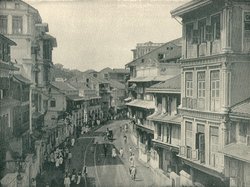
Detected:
left=68, top=73, right=111, bottom=122
left=0, top=0, right=57, bottom=130
left=69, top=81, right=102, bottom=127
left=109, top=79, right=127, bottom=117
left=99, top=67, right=130, bottom=84
left=0, top=34, right=38, bottom=185
left=171, top=0, right=250, bottom=186
left=222, top=99, right=250, bottom=187
left=131, top=41, right=165, bottom=60
left=126, top=38, right=182, bottom=163
left=146, top=74, right=182, bottom=184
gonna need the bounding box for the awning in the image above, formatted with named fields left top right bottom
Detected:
left=14, top=74, right=32, bottom=85
left=220, top=143, right=250, bottom=163
left=124, top=97, right=132, bottom=102
left=147, top=113, right=182, bottom=125
left=136, top=124, right=154, bottom=134
left=152, top=139, right=179, bottom=153
left=126, top=99, right=155, bottom=109
left=67, top=95, right=87, bottom=101
left=32, top=112, right=44, bottom=119
left=0, top=98, right=20, bottom=108
left=128, top=75, right=175, bottom=83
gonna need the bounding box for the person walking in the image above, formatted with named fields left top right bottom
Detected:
left=119, top=148, right=124, bottom=158
left=71, top=169, right=77, bottom=184
left=64, top=173, right=71, bottom=187
left=129, top=146, right=132, bottom=155
left=130, top=165, right=137, bottom=180
left=112, top=147, right=116, bottom=158
left=124, top=135, right=127, bottom=144
left=103, top=144, right=107, bottom=157
left=68, top=151, right=72, bottom=165
left=71, top=137, right=75, bottom=147
left=82, top=165, right=87, bottom=177
left=76, top=171, right=81, bottom=185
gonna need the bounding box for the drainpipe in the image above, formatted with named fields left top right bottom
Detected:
left=29, top=85, right=33, bottom=134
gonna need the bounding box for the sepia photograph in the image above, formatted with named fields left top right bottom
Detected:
left=0, top=0, right=250, bottom=186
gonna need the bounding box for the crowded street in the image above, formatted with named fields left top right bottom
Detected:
left=37, top=120, right=160, bottom=187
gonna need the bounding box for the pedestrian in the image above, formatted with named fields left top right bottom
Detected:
left=82, top=165, right=87, bottom=177
left=64, top=173, right=71, bottom=187
left=112, top=147, right=116, bottom=158
left=71, top=169, right=77, bottom=184
left=103, top=144, right=107, bottom=157
left=129, top=154, right=134, bottom=167
left=31, top=178, right=36, bottom=187
left=119, top=148, right=124, bottom=158
left=71, top=137, right=75, bottom=147
left=124, top=135, right=127, bottom=144
left=76, top=171, right=81, bottom=185
left=120, top=125, right=122, bottom=132
left=68, top=151, right=72, bottom=164
left=130, top=165, right=136, bottom=180
left=55, top=156, right=60, bottom=168
left=129, top=146, right=132, bottom=155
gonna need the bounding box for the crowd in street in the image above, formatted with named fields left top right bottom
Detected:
left=39, top=119, right=138, bottom=186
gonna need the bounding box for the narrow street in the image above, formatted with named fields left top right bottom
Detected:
left=70, top=119, right=156, bottom=187
left=37, top=120, right=157, bottom=187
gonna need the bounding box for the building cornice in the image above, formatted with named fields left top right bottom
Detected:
left=171, top=0, right=213, bottom=18
left=179, top=107, right=228, bottom=122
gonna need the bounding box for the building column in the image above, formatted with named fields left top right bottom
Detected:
left=221, top=63, right=231, bottom=112
left=222, top=5, right=233, bottom=53
left=7, top=15, right=12, bottom=34
left=23, top=14, right=28, bottom=34
left=162, top=96, right=166, bottom=114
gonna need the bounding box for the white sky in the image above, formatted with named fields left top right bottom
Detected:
left=25, top=0, right=188, bottom=71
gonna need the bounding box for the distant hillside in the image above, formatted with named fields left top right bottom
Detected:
left=52, top=63, right=83, bottom=81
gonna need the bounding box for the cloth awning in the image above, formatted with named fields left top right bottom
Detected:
left=126, top=99, right=155, bottom=109
left=124, top=97, right=132, bottom=102
left=152, top=139, right=179, bottom=153
left=220, top=143, right=250, bottom=163
left=147, top=113, right=181, bottom=125
left=67, top=95, right=87, bottom=101
left=136, top=124, right=154, bottom=134
left=0, top=98, right=20, bottom=108
left=32, top=112, right=44, bottom=119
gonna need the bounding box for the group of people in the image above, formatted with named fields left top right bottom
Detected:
left=64, top=167, right=87, bottom=187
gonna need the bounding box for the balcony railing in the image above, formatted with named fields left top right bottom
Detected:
left=179, top=146, right=205, bottom=164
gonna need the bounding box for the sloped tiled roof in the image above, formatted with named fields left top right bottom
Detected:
left=51, top=81, right=77, bottom=91
left=129, top=75, right=175, bottom=83
left=126, top=38, right=182, bottom=67
left=230, top=98, right=250, bottom=119
left=109, top=79, right=125, bottom=90
left=14, top=74, right=31, bottom=85
left=146, top=74, right=181, bottom=93
left=111, top=68, right=130, bottom=74
left=221, top=143, right=250, bottom=163
left=126, top=99, right=155, bottom=109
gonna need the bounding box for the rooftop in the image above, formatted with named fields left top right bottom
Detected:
left=51, top=81, right=77, bottom=91
left=126, top=38, right=182, bottom=67
left=129, top=75, right=175, bottom=83
left=146, top=74, right=181, bottom=94
left=230, top=98, right=250, bottom=119
left=221, top=143, right=250, bottom=163
left=171, top=0, right=212, bottom=17
left=109, top=79, right=126, bottom=90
